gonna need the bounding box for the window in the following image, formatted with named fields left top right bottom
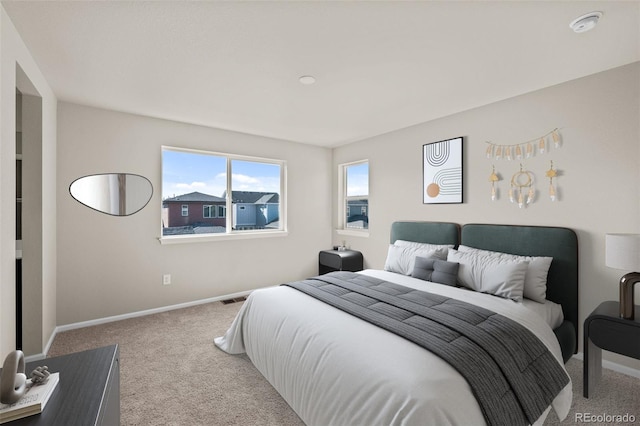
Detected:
left=162, top=147, right=286, bottom=241
left=340, top=160, right=369, bottom=231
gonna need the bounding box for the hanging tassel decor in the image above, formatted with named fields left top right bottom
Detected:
left=546, top=160, right=558, bottom=201
left=538, top=137, right=546, bottom=154
left=510, top=164, right=535, bottom=209
left=489, top=166, right=500, bottom=201
left=552, top=130, right=561, bottom=148
left=485, top=128, right=560, bottom=161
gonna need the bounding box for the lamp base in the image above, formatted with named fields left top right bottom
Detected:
left=619, top=272, right=640, bottom=320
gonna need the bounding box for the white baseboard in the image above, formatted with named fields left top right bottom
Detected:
left=573, top=352, right=640, bottom=379
left=36, top=289, right=253, bottom=359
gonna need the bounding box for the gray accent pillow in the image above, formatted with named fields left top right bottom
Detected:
left=411, top=257, right=459, bottom=286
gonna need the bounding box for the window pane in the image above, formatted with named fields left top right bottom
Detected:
left=346, top=162, right=368, bottom=197
left=346, top=198, right=368, bottom=229
left=231, top=160, right=281, bottom=231
left=345, top=162, right=368, bottom=230
left=162, top=150, right=227, bottom=235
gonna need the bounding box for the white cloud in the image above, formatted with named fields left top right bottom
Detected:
left=164, top=181, right=226, bottom=199
left=176, top=181, right=206, bottom=189
left=232, top=174, right=260, bottom=185
left=164, top=175, right=279, bottom=199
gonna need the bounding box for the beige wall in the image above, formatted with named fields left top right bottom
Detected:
left=333, top=62, right=640, bottom=370
left=56, top=102, right=332, bottom=325
left=0, top=5, right=57, bottom=359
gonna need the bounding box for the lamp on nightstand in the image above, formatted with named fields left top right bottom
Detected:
left=605, top=233, right=640, bottom=319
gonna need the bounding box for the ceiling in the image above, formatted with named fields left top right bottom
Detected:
left=2, top=1, right=639, bottom=147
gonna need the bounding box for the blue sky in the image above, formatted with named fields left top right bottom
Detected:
left=347, top=162, right=369, bottom=197
left=162, top=150, right=281, bottom=199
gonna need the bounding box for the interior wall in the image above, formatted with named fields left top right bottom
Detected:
left=20, top=93, right=43, bottom=355
left=56, top=102, right=332, bottom=325
left=0, top=5, right=56, bottom=359
left=333, top=62, right=640, bottom=371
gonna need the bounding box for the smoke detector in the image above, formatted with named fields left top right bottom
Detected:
left=570, top=12, right=603, bottom=33
left=299, top=75, right=316, bottom=85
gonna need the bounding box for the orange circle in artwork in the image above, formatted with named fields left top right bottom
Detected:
left=426, top=183, right=440, bottom=197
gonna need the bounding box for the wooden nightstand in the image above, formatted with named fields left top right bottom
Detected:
left=583, top=301, right=640, bottom=398
left=319, top=250, right=363, bottom=275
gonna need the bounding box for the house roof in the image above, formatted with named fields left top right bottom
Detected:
left=225, top=191, right=279, bottom=204
left=163, top=192, right=225, bottom=203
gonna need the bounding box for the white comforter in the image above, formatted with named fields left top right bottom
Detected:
left=215, top=270, right=572, bottom=426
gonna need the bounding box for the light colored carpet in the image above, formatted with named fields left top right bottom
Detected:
left=48, top=301, right=304, bottom=426
left=48, top=301, right=639, bottom=425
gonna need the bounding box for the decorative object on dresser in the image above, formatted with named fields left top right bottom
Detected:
left=319, top=249, right=363, bottom=275
left=0, top=372, right=59, bottom=424
left=583, top=301, right=640, bottom=398
left=423, top=136, right=463, bottom=204
left=605, top=233, right=640, bottom=319
left=0, top=351, right=27, bottom=404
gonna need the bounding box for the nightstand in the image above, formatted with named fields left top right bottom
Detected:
left=319, top=249, right=363, bottom=275
left=583, top=301, right=640, bottom=398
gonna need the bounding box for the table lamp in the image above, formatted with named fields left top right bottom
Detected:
left=605, top=233, right=640, bottom=319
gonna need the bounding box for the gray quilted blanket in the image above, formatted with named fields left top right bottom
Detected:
left=283, top=271, right=569, bottom=426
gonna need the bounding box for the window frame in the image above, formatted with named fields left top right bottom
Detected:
left=337, top=159, right=369, bottom=237
left=181, top=204, right=189, bottom=217
left=160, top=146, right=287, bottom=244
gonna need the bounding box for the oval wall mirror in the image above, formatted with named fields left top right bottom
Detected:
left=69, top=173, right=153, bottom=216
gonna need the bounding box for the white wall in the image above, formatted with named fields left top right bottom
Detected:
left=0, top=5, right=57, bottom=359
left=56, top=102, right=332, bottom=325
left=333, top=62, right=640, bottom=370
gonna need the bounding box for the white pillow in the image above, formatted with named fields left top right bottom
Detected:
left=394, top=240, right=455, bottom=257
left=384, top=245, right=447, bottom=275
left=457, top=245, right=552, bottom=303
left=522, top=298, right=564, bottom=329
left=447, top=249, right=528, bottom=301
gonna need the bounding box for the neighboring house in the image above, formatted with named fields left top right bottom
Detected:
left=222, top=191, right=280, bottom=230
left=347, top=199, right=368, bottom=228
left=162, top=192, right=226, bottom=228
left=162, top=190, right=280, bottom=231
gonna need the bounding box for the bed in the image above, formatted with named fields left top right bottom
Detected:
left=215, top=221, right=578, bottom=426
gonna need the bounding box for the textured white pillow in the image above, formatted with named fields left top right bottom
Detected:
left=384, top=245, right=447, bottom=275
left=457, top=245, right=552, bottom=303
left=394, top=240, right=455, bottom=257
left=447, top=249, right=529, bottom=301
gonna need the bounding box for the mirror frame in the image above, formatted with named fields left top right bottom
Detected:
left=69, top=173, right=153, bottom=216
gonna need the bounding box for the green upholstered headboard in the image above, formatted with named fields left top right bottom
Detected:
left=460, top=223, right=578, bottom=360
left=390, top=221, right=460, bottom=246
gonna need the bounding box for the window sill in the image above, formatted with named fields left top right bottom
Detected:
left=159, top=230, right=288, bottom=245
left=336, top=229, right=370, bottom=238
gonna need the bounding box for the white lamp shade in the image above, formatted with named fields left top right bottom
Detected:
left=605, top=233, right=640, bottom=271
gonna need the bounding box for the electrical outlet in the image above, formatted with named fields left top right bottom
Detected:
left=163, top=274, right=171, bottom=285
